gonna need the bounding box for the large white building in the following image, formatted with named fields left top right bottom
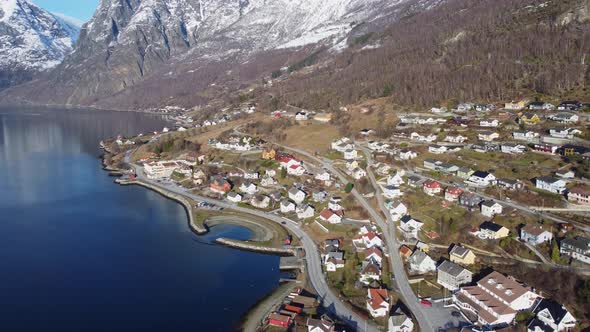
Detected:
left=453, top=271, right=539, bottom=327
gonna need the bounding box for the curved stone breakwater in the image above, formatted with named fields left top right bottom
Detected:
left=215, top=238, right=296, bottom=255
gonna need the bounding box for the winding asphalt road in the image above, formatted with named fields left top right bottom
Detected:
left=276, top=144, right=462, bottom=332
left=124, top=154, right=379, bottom=332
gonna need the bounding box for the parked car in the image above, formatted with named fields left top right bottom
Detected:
left=420, top=299, right=432, bottom=307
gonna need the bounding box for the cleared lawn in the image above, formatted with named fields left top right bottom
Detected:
left=283, top=122, right=340, bottom=154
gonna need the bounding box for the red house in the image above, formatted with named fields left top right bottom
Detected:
left=283, top=304, right=303, bottom=314
left=444, top=186, right=464, bottom=202
left=268, top=313, right=291, bottom=328
left=423, top=180, right=443, bottom=196
left=209, top=176, right=231, bottom=194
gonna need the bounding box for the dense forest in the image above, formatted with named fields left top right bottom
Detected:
left=270, top=0, right=590, bottom=110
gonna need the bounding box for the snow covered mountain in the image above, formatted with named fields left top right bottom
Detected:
left=1, top=0, right=442, bottom=107
left=0, top=0, right=80, bottom=88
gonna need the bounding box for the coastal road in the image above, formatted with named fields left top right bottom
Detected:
left=124, top=154, right=379, bottom=332
left=276, top=144, right=458, bottom=332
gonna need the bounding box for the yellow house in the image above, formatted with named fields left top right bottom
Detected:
left=518, top=112, right=540, bottom=124
left=261, top=148, right=276, bottom=160
left=313, top=113, right=333, bottom=123
left=449, top=245, right=476, bottom=265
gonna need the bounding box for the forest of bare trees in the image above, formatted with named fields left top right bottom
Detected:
left=270, top=0, right=590, bottom=110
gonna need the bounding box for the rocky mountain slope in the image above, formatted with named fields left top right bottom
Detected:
left=0, top=0, right=80, bottom=89
left=0, top=0, right=442, bottom=108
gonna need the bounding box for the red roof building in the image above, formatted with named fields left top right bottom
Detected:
left=445, top=186, right=464, bottom=202
left=423, top=180, right=443, bottom=196
left=268, top=313, right=291, bottom=328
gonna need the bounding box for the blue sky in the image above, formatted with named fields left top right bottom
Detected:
left=33, top=0, right=99, bottom=23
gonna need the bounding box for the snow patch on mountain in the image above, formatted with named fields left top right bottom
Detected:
left=0, top=0, right=80, bottom=71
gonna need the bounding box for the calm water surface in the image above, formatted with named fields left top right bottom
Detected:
left=0, top=107, right=279, bottom=331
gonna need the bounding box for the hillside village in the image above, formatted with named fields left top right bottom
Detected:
left=105, top=97, right=590, bottom=332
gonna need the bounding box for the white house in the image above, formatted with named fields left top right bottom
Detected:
left=344, top=149, right=358, bottom=160
left=367, top=288, right=390, bottom=318
left=388, top=201, right=408, bottom=221
left=399, top=150, right=418, bottom=160
left=400, top=216, right=424, bottom=238
left=480, top=119, right=499, bottom=127
left=324, top=251, right=345, bottom=271
left=520, top=224, right=553, bottom=245
left=239, top=182, right=258, bottom=195
left=351, top=167, right=367, bottom=180
left=287, top=164, right=306, bottom=176
left=388, top=308, right=414, bottom=332
left=513, top=131, right=539, bottom=141
left=320, top=209, right=343, bottom=224
left=501, top=143, right=527, bottom=154
left=445, top=135, right=467, bottom=143
left=429, top=145, right=448, bottom=154
left=410, top=132, right=437, bottom=142
left=468, top=171, right=496, bottom=187
left=481, top=200, right=503, bottom=218
left=331, top=138, right=354, bottom=152
left=408, top=250, right=437, bottom=274
left=535, top=177, right=567, bottom=194
left=315, top=170, right=331, bottom=183
left=288, top=187, right=306, bottom=204
left=383, top=185, right=402, bottom=199
left=280, top=200, right=296, bottom=214
left=328, top=197, right=342, bottom=211
left=549, top=128, right=582, bottom=139
left=547, top=113, right=579, bottom=124
left=532, top=299, right=577, bottom=332
left=296, top=204, right=315, bottom=220
left=227, top=192, right=243, bottom=203
left=243, top=171, right=260, bottom=180
left=295, top=111, right=309, bottom=121
left=260, top=176, right=277, bottom=187
left=387, top=171, right=405, bottom=186
left=437, top=260, right=473, bottom=291
left=364, top=247, right=383, bottom=266
left=353, top=232, right=383, bottom=250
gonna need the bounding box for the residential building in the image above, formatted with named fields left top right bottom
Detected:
left=287, top=164, right=306, bottom=176
left=288, top=187, right=306, bottom=204
left=260, top=176, right=277, bottom=187
left=535, top=177, right=567, bottom=194
left=459, top=192, right=482, bottom=209
left=497, top=178, right=524, bottom=191
left=529, top=101, right=554, bottom=111
left=315, top=170, right=331, bottom=184
left=557, top=101, right=581, bottom=111
left=399, top=216, right=424, bottom=239
left=399, top=149, right=418, bottom=160
left=456, top=167, right=474, bottom=180
left=239, top=182, right=258, bottom=195
left=324, top=251, right=345, bottom=272
left=480, top=221, right=509, bottom=240
left=480, top=119, right=499, bottom=127
left=312, top=190, right=328, bottom=202
left=320, top=209, right=343, bottom=224
left=388, top=201, right=408, bottom=221
left=227, top=192, right=242, bottom=203
left=143, top=161, right=181, bottom=179
left=513, top=131, right=540, bottom=141
left=354, top=232, right=383, bottom=249
left=560, top=237, right=590, bottom=264
left=399, top=245, right=413, bottom=260
left=468, top=171, right=496, bottom=187
left=364, top=247, right=383, bottom=266
left=280, top=200, right=296, bottom=214
left=250, top=195, right=270, bottom=209
left=533, top=143, right=559, bottom=154
left=408, top=250, right=436, bottom=274
left=351, top=167, right=367, bottom=180
left=480, top=200, right=502, bottom=218
left=296, top=204, right=315, bottom=220
left=210, top=176, right=231, bottom=194
left=445, top=135, right=467, bottom=143
left=450, top=245, right=476, bottom=265
left=501, top=143, right=526, bottom=154
left=307, top=316, right=336, bottom=332
left=445, top=187, right=464, bottom=202
left=547, top=113, right=579, bottom=124
left=261, top=147, right=276, bottom=160
left=568, top=186, right=590, bottom=205
left=528, top=318, right=553, bottom=332
left=504, top=100, right=529, bottom=110
left=519, top=112, right=541, bottom=124
left=344, top=149, right=358, bottom=160
left=367, top=288, right=390, bottom=317
left=478, top=131, right=500, bottom=142
left=387, top=172, right=405, bottom=186
left=388, top=308, right=414, bottom=332
left=268, top=313, right=292, bottom=328
left=423, top=180, right=443, bottom=196
left=437, top=260, right=473, bottom=291
left=331, top=138, right=354, bottom=152
left=549, top=128, right=582, bottom=139
left=359, top=261, right=381, bottom=284
left=556, top=169, right=575, bottom=179
left=328, top=197, right=342, bottom=211
left=532, top=299, right=577, bottom=332
left=383, top=185, right=402, bottom=198
left=520, top=224, right=553, bottom=245
left=453, top=271, right=539, bottom=327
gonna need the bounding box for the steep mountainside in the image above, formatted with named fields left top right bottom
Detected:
left=0, top=0, right=79, bottom=89
left=0, top=0, right=442, bottom=108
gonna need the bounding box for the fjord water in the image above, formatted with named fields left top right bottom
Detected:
left=0, top=107, right=279, bottom=331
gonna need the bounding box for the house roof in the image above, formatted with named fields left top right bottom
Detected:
left=399, top=245, right=413, bottom=257
left=532, top=299, right=573, bottom=325
left=367, top=288, right=389, bottom=310
left=561, top=237, right=590, bottom=250
left=570, top=186, right=590, bottom=196
left=281, top=199, right=295, bottom=207
left=537, top=176, right=562, bottom=184
left=471, top=170, right=491, bottom=179
left=528, top=318, right=553, bottom=332
left=361, top=262, right=380, bottom=275
left=437, top=260, right=471, bottom=277
left=477, top=271, right=533, bottom=303
left=364, top=247, right=383, bottom=259
left=521, top=224, right=550, bottom=237
left=446, top=187, right=463, bottom=195
left=423, top=179, right=442, bottom=188
left=320, top=209, right=338, bottom=220
left=450, top=245, right=471, bottom=259
left=481, top=200, right=500, bottom=208
left=389, top=308, right=411, bottom=327
left=456, top=287, right=516, bottom=325
left=269, top=313, right=291, bottom=323
left=289, top=187, right=303, bottom=196
left=409, top=250, right=433, bottom=265
left=480, top=221, right=504, bottom=232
